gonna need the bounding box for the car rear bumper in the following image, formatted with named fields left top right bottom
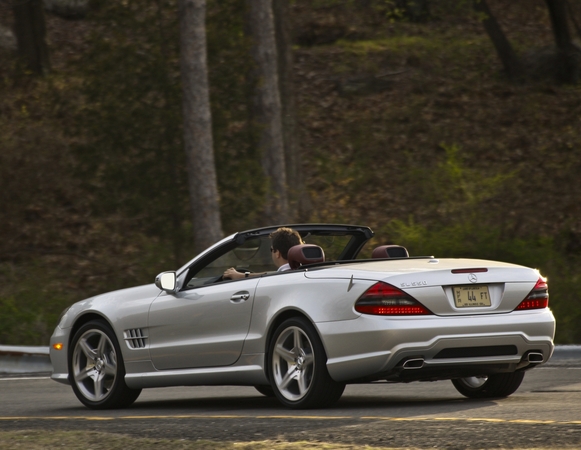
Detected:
left=318, top=309, right=555, bottom=382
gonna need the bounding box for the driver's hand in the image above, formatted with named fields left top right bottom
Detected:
left=223, top=267, right=243, bottom=280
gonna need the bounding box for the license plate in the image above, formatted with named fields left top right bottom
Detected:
left=453, top=285, right=491, bottom=308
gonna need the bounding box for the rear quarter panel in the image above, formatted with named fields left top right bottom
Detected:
left=241, top=271, right=376, bottom=355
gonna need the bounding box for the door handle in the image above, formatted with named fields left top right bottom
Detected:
left=230, top=291, right=250, bottom=302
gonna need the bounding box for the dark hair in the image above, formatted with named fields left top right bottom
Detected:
left=270, top=227, right=303, bottom=260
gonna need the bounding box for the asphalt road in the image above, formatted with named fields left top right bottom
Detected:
left=1, top=350, right=580, bottom=448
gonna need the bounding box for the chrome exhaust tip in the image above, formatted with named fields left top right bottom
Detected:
left=527, top=352, right=544, bottom=363
left=402, top=358, right=425, bottom=369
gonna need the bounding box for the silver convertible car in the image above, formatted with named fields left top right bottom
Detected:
left=50, top=224, right=555, bottom=409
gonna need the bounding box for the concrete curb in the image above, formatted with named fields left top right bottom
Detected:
left=1, top=345, right=580, bottom=375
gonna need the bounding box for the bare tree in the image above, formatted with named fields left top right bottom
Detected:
left=12, top=0, right=50, bottom=75
left=473, top=0, right=523, bottom=81
left=547, top=0, right=574, bottom=49
left=179, top=0, right=223, bottom=253
left=273, top=0, right=310, bottom=221
left=545, top=0, right=581, bottom=83
left=246, top=0, right=289, bottom=225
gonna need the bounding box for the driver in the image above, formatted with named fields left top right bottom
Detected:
left=223, top=227, right=303, bottom=280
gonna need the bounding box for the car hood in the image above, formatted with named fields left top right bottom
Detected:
left=59, top=284, right=161, bottom=329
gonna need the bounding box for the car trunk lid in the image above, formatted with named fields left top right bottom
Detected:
left=304, top=258, right=542, bottom=315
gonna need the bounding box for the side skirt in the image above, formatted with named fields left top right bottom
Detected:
left=124, top=361, right=267, bottom=389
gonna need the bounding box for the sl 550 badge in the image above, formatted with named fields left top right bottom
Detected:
left=401, top=281, right=428, bottom=287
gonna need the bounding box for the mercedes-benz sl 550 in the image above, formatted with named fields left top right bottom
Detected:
left=49, top=224, right=555, bottom=409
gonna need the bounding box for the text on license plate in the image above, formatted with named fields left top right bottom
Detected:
left=453, top=285, right=491, bottom=308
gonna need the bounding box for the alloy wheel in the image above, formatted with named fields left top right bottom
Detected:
left=272, top=325, right=315, bottom=402
left=72, top=328, right=118, bottom=402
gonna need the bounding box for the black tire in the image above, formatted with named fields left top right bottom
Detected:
left=451, top=372, right=525, bottom=399
left=268, top=317, right=345, bottom=409
left=69, top=320, right=141, bottom=409
left=254, top=385, right=275, bottom=397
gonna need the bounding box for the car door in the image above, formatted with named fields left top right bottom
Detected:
left=148, top=278, right=259, bottom=370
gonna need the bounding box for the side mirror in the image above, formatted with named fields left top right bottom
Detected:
left=155, top=271, right=177, bottom=292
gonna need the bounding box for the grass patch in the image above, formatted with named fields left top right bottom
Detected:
left=0, top=430, right=570, bottom=450
left=0, top=430, right=395, bottom=450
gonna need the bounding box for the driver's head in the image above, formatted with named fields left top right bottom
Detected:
left=270, top=227, right=303, bottom=260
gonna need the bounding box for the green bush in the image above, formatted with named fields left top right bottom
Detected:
left=373, top=145, right=580, bottom=344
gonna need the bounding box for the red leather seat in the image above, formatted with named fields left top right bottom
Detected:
left=287, top=244, right=325, bottom=270
left=371, top=245, right=409, bottom=259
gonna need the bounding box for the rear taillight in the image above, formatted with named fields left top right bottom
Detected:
left=515, top=277, right=549, bottom=310
left=355, top=282, right=433, bottom=315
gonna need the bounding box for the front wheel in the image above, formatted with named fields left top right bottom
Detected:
left=69, top=320, right=141, bottom=409
left=268, top=317, right=345, bottom=409
left=452, top=372, right=525, bottom=399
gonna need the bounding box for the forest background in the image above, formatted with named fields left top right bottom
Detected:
left=1, top=0, right=580, bottom=346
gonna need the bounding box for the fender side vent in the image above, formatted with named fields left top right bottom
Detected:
left=124, top=328, right=148, bottom=349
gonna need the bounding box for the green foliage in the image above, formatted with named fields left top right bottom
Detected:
left=0, top=263, right=75, bottom=345
left=0, top=229, right=186, bottom=345
left=70, top=0, right=265, bottom=256
left=373, top=143, right=514, bottom=256
left=206, top=0, right=267, bottom=230
left=69, top=0, right=191, bottom=266
left=2, top=0, right=581, bottom=346
left=384, top=217, right=581, bottom=344
left=0, top=0, right=268, bottom=346
left=371, top=146, right=580, bottom=344
left=408, top=143, right=514, bottom=220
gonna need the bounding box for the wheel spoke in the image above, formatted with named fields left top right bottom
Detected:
left=74, top=365, right=94, bottom=383
left=297, top=369, right=310, bottom=395
left=302, top=350, right=314, bottom=368
left=278, top=365, right=298, bottom=391
left=293, top=328, right=302, bottom=351
left=93, top=374, right=105, bottom=400
left=96, top=333, right=108, bottom=356
left=103, top=359, right=117, bottom=377
left=275, top=342, right=296, bottom=363
left=78, top=337, right=97, bottom=362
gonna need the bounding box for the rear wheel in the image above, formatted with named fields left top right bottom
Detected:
left=268, top=317, right=345, bottom=409
left=69, top=320, right=141, bottom=409
left=452, top=372, right=525, bottom=399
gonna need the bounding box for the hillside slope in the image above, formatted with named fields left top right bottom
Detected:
left=0, top=0, right=580, bottom=344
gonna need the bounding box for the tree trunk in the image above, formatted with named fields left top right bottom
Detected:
left=547, top=0, right=573, bottom=49
left=179, top=0, right=224, bottom=254
left=12, top=0, right=50, bottom=75
left=566, top=0, right=581, bottom=40
left=246, top=0, right=289, bottom=225
left=273, top=0, right=310, bottom=221
left=545, top=0, right=580, bottom=83
left=473, top=0, right=523, bottom=81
